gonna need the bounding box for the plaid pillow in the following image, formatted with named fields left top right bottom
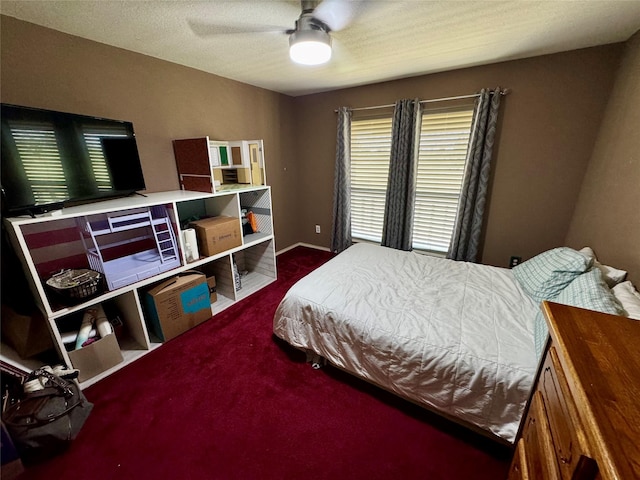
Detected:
left=533, top=310, right=549, bottom=358
left=531, top=267, right=624, bottom=359
left=513, top=247, right=592, bottom=304
left=556, top=268, right=625, bottom=315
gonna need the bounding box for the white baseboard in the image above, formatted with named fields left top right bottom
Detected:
left=276, top=242, right=331, bottom=256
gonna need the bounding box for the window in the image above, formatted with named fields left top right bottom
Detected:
left=350, top=117, right=392, bottom=243
left=350, top=106, right=474, bottom=254
left=412, top=109, right=474, bottom=252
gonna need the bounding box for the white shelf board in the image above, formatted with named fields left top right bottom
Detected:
left=211, top=293, right=234, bottom=315
left=5, top=191, right=202, bottom=226
left=78, top=339, right=161, bottom=389
left=4, top=188, right=268, bottom=226
left=242, top=232, right=272, bottom=248
left=236, top=271, right=276, bottom=302
left=45, top=262, right=184, bottom=320
left=181, top=234, right=274, bottom=270
left=0, top=343, right=46, bottom=374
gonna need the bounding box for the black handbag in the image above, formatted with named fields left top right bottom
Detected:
left=2, top=368, right=94, bottom=463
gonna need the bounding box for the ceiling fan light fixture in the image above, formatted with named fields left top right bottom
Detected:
left=289, top=28, right=332, bottom=65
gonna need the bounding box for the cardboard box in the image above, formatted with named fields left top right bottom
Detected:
left=190, top=216, right=242, bottom=257
left=144, top=272, right=211, bottom=342
left=207, top=276, right=217, bottom=303
left=1, top=305, right=54, bottom=358
left=68, top=333, right=123, bottom=383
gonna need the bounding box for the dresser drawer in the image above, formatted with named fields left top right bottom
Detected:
left=520, top=391, right=561, bottom=479
left=509, top=439, right=531, bottom=480
left=540, top=346, right=597, bottom=479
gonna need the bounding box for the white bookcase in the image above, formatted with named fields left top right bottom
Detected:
left=2, top=186, right=276, bottom=388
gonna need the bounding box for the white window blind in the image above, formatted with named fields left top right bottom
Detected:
left=82, top=124, right=129, bottom=191
left=349, top=105, right=474, bottom=253
left=413, top=108, right=474, bottom=253
left=350, top=117, right=392, bottom=243
left=8, top=120, right=68, bottom=204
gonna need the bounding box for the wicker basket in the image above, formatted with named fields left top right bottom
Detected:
left=46, top=269, right=103, bottom=300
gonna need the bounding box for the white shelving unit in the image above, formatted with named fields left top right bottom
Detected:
left=2, top=186, right=276, bottom=388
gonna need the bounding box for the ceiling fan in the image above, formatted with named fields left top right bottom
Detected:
left=288, top=0, right=362, bottom=65
left=188, top=0, right=366, bottom=66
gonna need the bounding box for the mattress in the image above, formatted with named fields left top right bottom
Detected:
left=273, top=243, right=540, bottom=443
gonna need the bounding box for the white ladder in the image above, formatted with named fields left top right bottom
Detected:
left=149, top=208, right=179, bottom=264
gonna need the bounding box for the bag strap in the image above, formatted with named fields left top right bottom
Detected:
left=30, top=369, right=74, bottom=397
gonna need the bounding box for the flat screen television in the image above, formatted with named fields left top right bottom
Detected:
left=1, top=104, right=146, bottom=217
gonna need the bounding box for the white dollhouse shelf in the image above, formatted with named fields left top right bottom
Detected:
left=3, top=188, right=276, bottom=389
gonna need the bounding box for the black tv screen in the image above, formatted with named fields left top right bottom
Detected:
left=1, top=104, right=146, bottom=216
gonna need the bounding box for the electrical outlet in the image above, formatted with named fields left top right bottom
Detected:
left=509, top=256, right=522, bottom=268
left=315, top=225, right=321, bottom=234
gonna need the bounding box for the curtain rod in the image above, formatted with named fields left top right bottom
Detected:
left=335, top=88, right=510, bottom=113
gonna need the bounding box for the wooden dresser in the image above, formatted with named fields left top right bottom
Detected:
left=508, top=302, right=640, bottom=480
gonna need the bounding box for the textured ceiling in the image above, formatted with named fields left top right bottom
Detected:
left=2, top=0, right=640, bottom=97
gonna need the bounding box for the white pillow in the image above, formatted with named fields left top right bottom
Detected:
left=579, top=247, right=627, bottom=288
left=612, top=281, right=640, bottom=320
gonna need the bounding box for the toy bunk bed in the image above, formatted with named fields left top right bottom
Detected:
left=76, top=205, right=181, bottom=291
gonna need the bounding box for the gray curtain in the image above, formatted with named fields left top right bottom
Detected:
left=448, top=88, right=502, bottom=262
left=381, top=99, right=421, bottom=251
left=330, top=106, right=352, bottom=253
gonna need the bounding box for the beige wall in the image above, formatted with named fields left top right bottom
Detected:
left=292, top=46, right=623, bottom=267
left=566, top=32, right=640, bottom=285
left=0, top=16, right=300, bottom=250
left=2, top=16, right=636, bottom=280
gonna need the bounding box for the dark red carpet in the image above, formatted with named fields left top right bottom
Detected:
left=17, top=246, right=511, bottom=480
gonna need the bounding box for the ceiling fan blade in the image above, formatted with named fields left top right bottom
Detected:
left=312, top=0, right=366, bottom=31
left=188, top=19, right=289, bottom=37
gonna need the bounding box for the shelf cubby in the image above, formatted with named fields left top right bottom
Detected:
left=234, top=239, right=277, bottom=302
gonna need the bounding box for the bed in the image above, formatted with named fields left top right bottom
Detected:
left=273, top=243, right=543, bottom=443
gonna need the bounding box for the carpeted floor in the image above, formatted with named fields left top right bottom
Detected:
left=16, top=246, right=511, bottom=479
